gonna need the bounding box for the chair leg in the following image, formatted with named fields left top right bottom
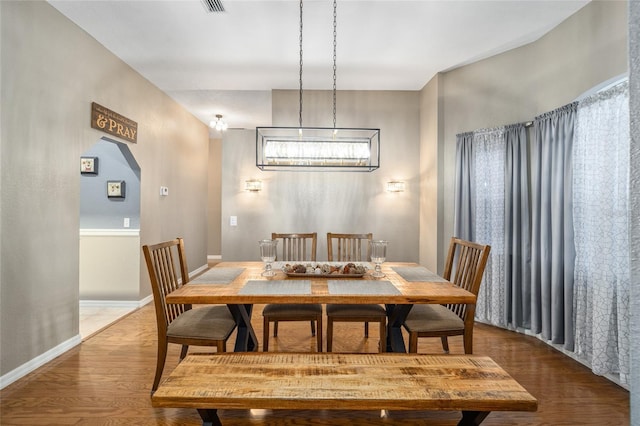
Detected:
left=316, top=316, right=323, bottom=352
left=378, top=319, right=386, bottom=353
left=179, top=344, right=189, bottom=360
left=408, top=332, right=418, bottom=353
left=441, top=336, right=450, bottom=354
left=364, top=322, right=369, bottom=338
left=152, top=341, right=168, bottom=393
left=463, top=328, right=473, bottom=354
left=273, top=320, right=279, bottom=337
left=326, top=317, right=333, bottom=352
left=310, top=320, right=316, bottom=336
left=263, top=316, right=270, bottom=352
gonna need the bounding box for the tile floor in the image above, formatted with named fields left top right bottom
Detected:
left=79, top=306, right=137, bottom=339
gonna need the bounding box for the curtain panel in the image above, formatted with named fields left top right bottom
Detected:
left=573, top=81, right=630, bottom=384
left=531, top=103, right=577, bottom=350
left=453, top=126, right=530, bottom=329
left=504, top=124, right=531, bottom=329
left=453, top=132, right=475, bottom=242
left=471, top=128, right=506, bottom=327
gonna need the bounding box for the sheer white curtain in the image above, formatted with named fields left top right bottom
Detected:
left=471, top=128, right=506, bottom=327
left=573, top=81, right=630, bottom=383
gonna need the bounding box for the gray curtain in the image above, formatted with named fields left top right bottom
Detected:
left=453, top=132, right=475, bottom=241
left=531, top=103, right=577, bottom=350
left=504, top=123, right=531, bottom=329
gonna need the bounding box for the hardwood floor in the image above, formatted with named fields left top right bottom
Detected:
left=1, top=303, right=629, bottom=425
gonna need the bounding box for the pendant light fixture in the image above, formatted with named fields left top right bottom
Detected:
left=210, top=114, right=228, bottom=131
left=256, top=0, right=380, bottom=171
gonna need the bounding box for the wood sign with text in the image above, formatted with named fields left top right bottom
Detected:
left=91, top=102, right=138, bottom=143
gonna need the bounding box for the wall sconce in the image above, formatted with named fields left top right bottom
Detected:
left=245, top=179, right=262, bottom=192
left=386, top=181, right=405, bottom=193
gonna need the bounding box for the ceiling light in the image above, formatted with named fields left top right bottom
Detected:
left=256, top=0, right=380, bottom=172
left=210, top=114, right=228, bottom=131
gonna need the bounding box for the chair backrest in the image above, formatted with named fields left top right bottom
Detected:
left=442, top=237, right=491, bottom=319
left=272, top=232, right=317, bottom=262
left=327, top=232, right=373, bottom=262
left=142, top=238, right=190, bottom=335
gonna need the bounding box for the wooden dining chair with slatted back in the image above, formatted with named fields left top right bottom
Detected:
left=325, top=232, right=388, bottom=352
left=402, top=237, right=491, bottom=354
left=142, top=238, right=237, bottom=393
left=262, top=232, right=323, bottom=352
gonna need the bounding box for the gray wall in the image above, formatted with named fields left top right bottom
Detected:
left=629, top=1, right=639, bottom=423
left=430, top=0, right=628, bottom=271
left=418, top=74, right=442, bottom=272
left=80, top=138, right=141, bottom=229
left=208, top=137, right=223, bottom=257
left=221, top=90, right=420, bottom=262
left=0, top=2, right=209, bottom=376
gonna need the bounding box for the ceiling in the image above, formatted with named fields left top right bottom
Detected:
left=49, top=0, right=590, bottom=131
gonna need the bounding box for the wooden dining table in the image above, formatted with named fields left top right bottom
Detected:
left=165, top=261, right=476, bottom=353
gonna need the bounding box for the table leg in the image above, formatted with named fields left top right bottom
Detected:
left=458, top=411, right=491, bottom=425
left=385, top=304, right=413, bottom=352
left=197, top=408, right=222, bottom=426
left=227, top=304, right=258, bottom=352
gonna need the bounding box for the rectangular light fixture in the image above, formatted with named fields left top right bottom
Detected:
left=245, top=179, right=262, bottom=192
left=256, top=127, right=380, bottom=172
left=386, top=181, right=405, bottom=192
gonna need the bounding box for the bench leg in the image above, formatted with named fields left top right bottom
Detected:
left=458, top=411, right=491, bottom=425
left=197, top=408, right=222, bottom=426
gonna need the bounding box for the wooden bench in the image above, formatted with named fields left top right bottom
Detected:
left=151, top=353, right=537, bottom=426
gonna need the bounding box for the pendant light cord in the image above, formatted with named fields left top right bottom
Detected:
left=299, top=0, right=337, bottom=130
left=299, top=0, right=304, bottom=129
left=333, top=0, right=337, bottom=130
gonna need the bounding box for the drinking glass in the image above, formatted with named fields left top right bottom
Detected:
left=369, top=240, right=388, bottom=278
left=259, top=239, right=278, bottom=277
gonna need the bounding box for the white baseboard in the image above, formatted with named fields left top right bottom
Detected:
left=1, top=295, right=154, bottom=390
left=207, top=255, right=222, bottom=261
left=79, top=295, right=152, bottom=308
left=191, top=264, right=209, bottom=278
left=0, top=334, right=82, bottom=390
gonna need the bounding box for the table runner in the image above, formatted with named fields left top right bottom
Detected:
left=327, top=280, right=400, bottom=295
left=391, top=266, right=448, bottom=282
left=239, top=280, right=312, bottom=295
left=190, top=267, right=245, bottom=284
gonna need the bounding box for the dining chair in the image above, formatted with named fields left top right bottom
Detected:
left=402, top=237, right=491, bottom=354
left=142, top=238, right=237, bottom=393
left=325, top=232, right=387, bottom=352
left=262, top=232, right=323, bottom=352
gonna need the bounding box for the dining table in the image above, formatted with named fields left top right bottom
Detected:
left=165, top=261, right=476, bottom=353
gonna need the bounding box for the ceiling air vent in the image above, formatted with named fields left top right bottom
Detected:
left=201, top=0, right=225, bottom=13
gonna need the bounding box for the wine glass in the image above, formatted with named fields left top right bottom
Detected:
left=259, top=239, right=278, bottom=277
left=369, top=240, right=388, bottom=278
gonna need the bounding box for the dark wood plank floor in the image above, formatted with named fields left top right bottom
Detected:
left=1, top=303, right=629, bottom=425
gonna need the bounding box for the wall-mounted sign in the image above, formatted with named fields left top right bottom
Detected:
left=91, top=102, right=138, bottom=143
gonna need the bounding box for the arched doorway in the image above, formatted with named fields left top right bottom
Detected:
left=79, top=137, right=141, bottom=338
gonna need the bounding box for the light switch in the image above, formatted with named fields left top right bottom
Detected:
left=160, top=186, right=169, bottom=196
left=230, top=216, right=238, bottom=226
